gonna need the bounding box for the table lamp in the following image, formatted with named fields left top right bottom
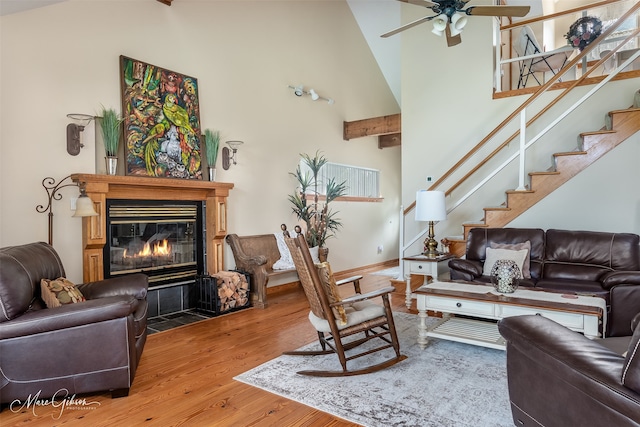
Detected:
left=415, top=190, right=447, bottom=257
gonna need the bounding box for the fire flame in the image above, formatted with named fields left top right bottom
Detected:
left=124, top=240, right=171, bottom=258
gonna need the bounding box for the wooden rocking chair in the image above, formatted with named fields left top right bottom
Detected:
left=284, top=235, right=407, bottom=377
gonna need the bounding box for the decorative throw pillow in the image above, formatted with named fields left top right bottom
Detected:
left=272, top=233, right=295, bottom=270
left=315, top=262, right=347, bottom=325
left=490, top=241, right=532, bottom=278
left=482, top=248, right=528, bottom=279
left=40, top=277, right=86, bottom=308
left=622, top=321, right=640, bottom=393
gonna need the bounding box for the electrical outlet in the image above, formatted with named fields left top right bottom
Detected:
left=377, top=245, right=383, bottom=254
left=70, top=196, right=78, bottom=210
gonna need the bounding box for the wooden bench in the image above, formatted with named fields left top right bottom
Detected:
left=226, top=233, right=297, bottom=309
left=225, top=233, right=361, bottom=308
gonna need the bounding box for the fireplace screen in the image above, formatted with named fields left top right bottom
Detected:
left=105, top=201, right=204, bottom=287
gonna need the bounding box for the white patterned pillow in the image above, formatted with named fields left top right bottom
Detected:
left=482, top=248, right=528, bottom=279
left=273, top=233, right=295, bottom=270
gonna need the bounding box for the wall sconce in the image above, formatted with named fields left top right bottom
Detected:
left=36, top=175, right=98, bottom=245
left=222, top=140, right=244, bottom=170
left=288, top=85, right=334, bottom=105
left=415, top=190, right=447, bottom=258
left=66, top=113, right=95, bottom=156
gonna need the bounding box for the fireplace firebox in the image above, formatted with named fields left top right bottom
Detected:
left=104, top=200, right=205, bottom=288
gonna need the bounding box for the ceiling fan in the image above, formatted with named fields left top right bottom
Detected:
left=381, top=0, right=531, bottom=47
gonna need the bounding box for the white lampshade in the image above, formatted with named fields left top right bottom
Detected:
left=415, top=190, right=446, bottom=222
left=73, top=195, right=99, bottom=217
left=450, top=12, right=468, bottom=37
left=432, top=16, right=447, bottom=37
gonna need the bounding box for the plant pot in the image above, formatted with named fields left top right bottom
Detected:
left=208, top=166, right=217, bottom=182
left=105, top=156, right=118, bottom=176
left=319, top=247, right=329, bottom=262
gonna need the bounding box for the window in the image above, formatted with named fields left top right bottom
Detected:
left=299, top=160, right=381, bottom=200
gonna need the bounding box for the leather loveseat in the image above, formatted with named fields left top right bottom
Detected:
left=498, top=314, right=640, bottom=427
left=0, top=242, right=148, bottom=405
left=448, top=228, right=640, bottom=337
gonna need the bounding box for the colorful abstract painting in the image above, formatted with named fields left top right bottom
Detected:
left=120, top=56, right=202, bottom=179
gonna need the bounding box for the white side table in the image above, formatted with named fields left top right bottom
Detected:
left=402, top=253, right=455, bottom=308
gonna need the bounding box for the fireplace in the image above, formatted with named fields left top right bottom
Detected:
left=104, top=200, right=205, bottom=289
left=70, top=174, right=233, bottom=316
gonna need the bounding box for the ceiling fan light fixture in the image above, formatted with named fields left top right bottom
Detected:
left=450, top=12, right=468, bottom=37
left=432, top=16, right=447, bottom=36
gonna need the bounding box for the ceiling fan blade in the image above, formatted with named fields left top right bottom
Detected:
left=445, top=25, right=462, bottom=47
left=397, top=0, right=438, bottom=8
left=466, top=5, right=530, bottom=17
left=381, top=15, right=435, bottom=38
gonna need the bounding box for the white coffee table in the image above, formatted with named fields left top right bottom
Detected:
left=414, top=281, right=607, bottom=350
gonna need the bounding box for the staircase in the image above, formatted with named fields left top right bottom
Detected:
left=446, top=98, right=640, bottom=258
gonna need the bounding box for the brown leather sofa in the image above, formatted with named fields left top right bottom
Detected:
left=498, top=314, right=640, bottom=427
left=0, top=242, right=148, bottom=405
left=448, top=228, right=640, bottom=337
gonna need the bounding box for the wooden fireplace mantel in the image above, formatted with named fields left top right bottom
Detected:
left=71, top=173, right=234, bottom=283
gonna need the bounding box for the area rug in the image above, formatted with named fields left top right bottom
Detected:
left=234, top=312, right=512, bottom=427
left=370, top=266, right=400, bottom=278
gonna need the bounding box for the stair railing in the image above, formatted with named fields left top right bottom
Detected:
left=397, top=2, right=640, bottom=282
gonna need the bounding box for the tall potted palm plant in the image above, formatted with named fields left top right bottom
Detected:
left=99, top=106, right=122, bottom=175
left=204, top=129, right=220, bottom=181
left=288, top=151, right=347, bottom=255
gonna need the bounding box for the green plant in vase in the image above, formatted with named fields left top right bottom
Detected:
left=288, top=151, right=347, bottom=252
left=204, top=129, right=220, bottom=181
left=99, top=106, right=122, bottom=175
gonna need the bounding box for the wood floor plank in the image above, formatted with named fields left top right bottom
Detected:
left=0, top=272, right=412, bottom=427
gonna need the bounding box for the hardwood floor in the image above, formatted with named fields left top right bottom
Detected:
left=1, top=270, right=415, bottom=427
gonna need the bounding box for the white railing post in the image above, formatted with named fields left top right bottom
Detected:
left=398, top=204, right=404, bottom=280
left=494, top=17, right=502, bottom=93
left=516, top=108, right=527, bottom=191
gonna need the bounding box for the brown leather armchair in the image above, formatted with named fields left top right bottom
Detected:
left=0, top=242, right=148, bottom=405
left=498, top=314, right=640, bottom=427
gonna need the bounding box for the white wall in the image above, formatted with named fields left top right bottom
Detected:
left=0, top=0, right=401, bottom=282
left=400, top=0, right=640, bottom=252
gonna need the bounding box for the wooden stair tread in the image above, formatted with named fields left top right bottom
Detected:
left=505, top=189, right=534, bottom=194
left=529, top=171, right=560, bottom=176
left=554, top=151, right=587, bottom=156
left=580, top=130, right=615, bottom=136
left=609, top=107, right=640, bottom=115
left=483, top=206, right=511, bottom=211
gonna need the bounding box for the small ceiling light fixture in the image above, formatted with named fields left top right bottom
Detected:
left=432, top=15, right=448, bottom=36
left=288, top=85, right=334, bottom=105
left=66, top=113, right=95, bottom=156
left=36, top=175, right=98, bottom=245
left=449, top=12, right=468, bottom=37
left=222, top=140, right=244, bottom=170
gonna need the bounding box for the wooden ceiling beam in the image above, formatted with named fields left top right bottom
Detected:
left=343, top=114, right=401, bottom=141
left=378, top=133, right=401, bottom=149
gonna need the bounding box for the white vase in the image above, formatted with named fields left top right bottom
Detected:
left=106, top=156, right=118, bottom=175
left=208, top=167, right=216, bottom=181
